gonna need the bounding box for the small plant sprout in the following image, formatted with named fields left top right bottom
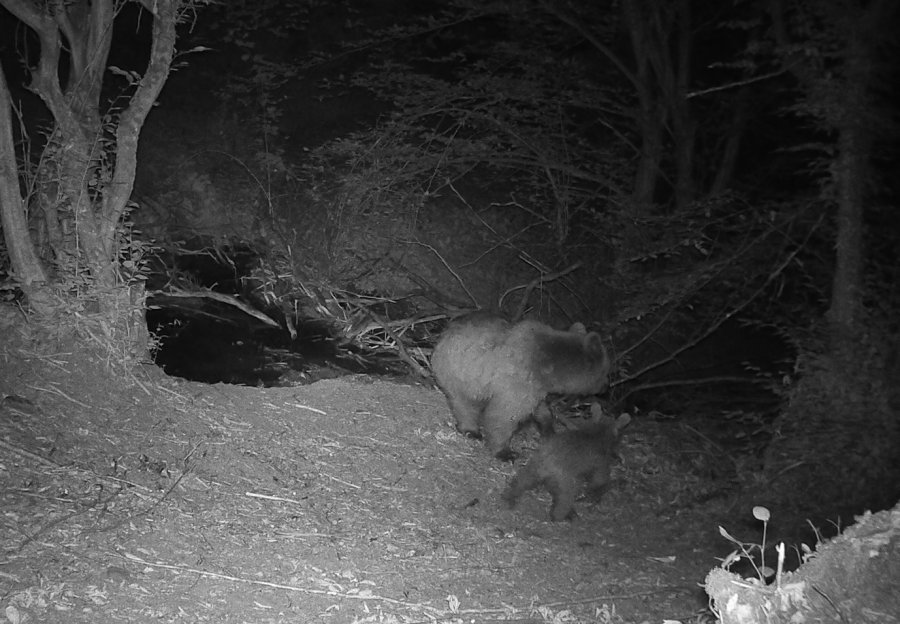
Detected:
left=717, top=505, right=781, bottom=584
left=752, top=505, right=769, bottom=575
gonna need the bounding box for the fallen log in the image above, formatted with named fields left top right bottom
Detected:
left=148, top=289, right=280, bottom=328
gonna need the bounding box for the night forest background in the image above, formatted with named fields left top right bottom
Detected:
left=2, top=0, right=899, bottom=543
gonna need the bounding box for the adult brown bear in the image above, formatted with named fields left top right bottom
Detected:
left=431, top=313, right=611, bottom=460
left=502, top=408, right=630, bottom=521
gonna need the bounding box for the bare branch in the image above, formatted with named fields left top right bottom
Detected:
left=687, top=67, right=790, bottom=99
left=539, top=0, right=640, bottom=93
left=615, top=213, right=825, bottom=386
left=505, top=263, right=583, bottom=322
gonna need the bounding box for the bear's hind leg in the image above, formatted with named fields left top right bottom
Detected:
left=482, top=392, right=536, bottom=461
left=483, top=411, right=520, bottom=461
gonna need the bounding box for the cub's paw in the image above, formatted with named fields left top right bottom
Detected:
left=500, top=488, right=519, bottom=509
left=550, top=507, right=578, bottom=522
left=493, top=448, right=518, bottom=462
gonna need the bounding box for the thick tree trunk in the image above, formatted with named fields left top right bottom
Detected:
left=3, top=0, right=180, bottom=288
left=761, top=0, right=899, bottom=522
left=826, top=26, right=872, bottom=333
left=1, top=0, right=185, bottom=360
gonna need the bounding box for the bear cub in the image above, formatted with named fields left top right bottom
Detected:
left=431, top=312, right=611, bottom=461
left=502, top=406, right=630, bottom=521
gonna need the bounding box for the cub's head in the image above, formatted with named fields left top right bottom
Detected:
left=588, top=403, right=631, bottom=436
left=579, top=330, right=611, bottom=394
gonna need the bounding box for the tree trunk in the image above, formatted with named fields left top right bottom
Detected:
left=2, top=0, right=180, bottom=284
left=622, top=0, right=662, bottom=215
left=710, top=86, right=750, bottom=195
left=761, top=0, right=899, bottom=521
left=632, top=100, right=665, bottom=212
left=0, top=63, right=50, bottom=302
left=1, top=0, right=188, bottom=360
left=826, top=23, right=873, bottom=334
left=671, top=0, right=694, bottom=210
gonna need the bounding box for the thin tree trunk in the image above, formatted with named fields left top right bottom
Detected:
left=671, top=0, right=694, bottom=210
left=827, top=24, right=873, bottom=333
left=622, top=0, right=664, bottom=216
left=632, top=101, right=665, bottom=211
left=0, top=64, right=49, bottom=297
left=710, top=86, right=750, bottom=195
left=828, top=128, right=866, bottom=332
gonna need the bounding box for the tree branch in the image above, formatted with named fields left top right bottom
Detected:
left=101, top=0, right=180, bottom=249
left=686, top=67, right=790, bottom=99
left=539, top=0, right=641, bottom=93
left=614, top=212, right=824, bottom=387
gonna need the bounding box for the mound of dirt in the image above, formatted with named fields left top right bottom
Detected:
left=706, top=505, right=900, bottom=623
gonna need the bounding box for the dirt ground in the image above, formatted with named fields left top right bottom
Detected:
left=0, top=329, right=738, bottom=624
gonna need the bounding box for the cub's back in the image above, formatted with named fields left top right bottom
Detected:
left=540, top=421, right=619, bottom=474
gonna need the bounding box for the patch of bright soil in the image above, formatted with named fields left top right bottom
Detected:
left=1, top=336, right=730, bottom=623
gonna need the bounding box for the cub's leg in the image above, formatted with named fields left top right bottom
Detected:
left=584, top=464, right=612, bottom=500
left=502, top=464, right=539, bottom=508
left=547, top=474, right=580, bottom=521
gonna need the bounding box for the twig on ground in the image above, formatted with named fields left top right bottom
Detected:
left=322, top=473, right=361, bottom=489
left=287, top=402, right=327, bottom=415
left=27, top=384, right=91, bottom=408
left=16, top=349, right=72, bottom=371
left=116, top=552, right=447, bottom=616
left=245, top=491, right=306, bottom=505
left=117, top=552, right=686, bottom=621
left=0, top=439, right=60, bottom=468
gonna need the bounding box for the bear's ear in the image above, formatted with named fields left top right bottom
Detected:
left=614, top=413, right=631, bottom=432
left=568, top=322, right=587, bottom=334
left=589, top=402, right=604, bottom=419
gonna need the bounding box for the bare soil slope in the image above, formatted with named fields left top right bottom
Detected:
left=1, top=332, right=724, bottom=623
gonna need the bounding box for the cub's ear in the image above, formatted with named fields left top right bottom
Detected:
left=568, top=322, right=587, bottom=334
left=584, top=333, right=606, bottom=357
left=614, top=413, right=632, bottom=432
